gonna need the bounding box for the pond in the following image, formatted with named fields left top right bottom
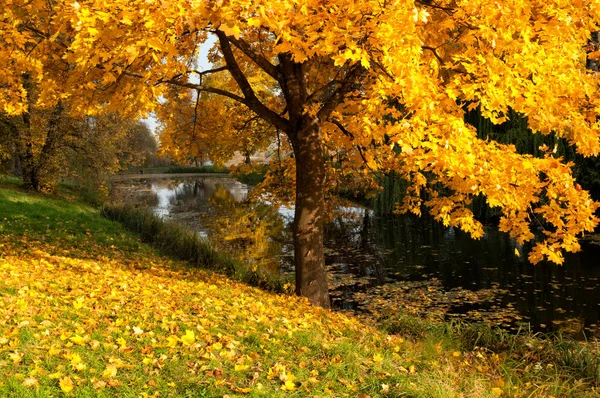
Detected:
left=111, top=174, right=600, bottom=339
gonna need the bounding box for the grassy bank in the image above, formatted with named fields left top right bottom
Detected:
left=0, top=181, right=599, bottom=397
left=101, top=203, right=289, bottom=293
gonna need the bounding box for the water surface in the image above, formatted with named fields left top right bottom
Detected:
left=111, top=175, right=600, bottom=338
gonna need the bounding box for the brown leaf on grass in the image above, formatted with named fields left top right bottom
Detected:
left=107, top=379, right=121, bottom=387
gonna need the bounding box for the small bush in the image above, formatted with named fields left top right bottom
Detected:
left=235, top=170, right=266, bottom=186
left=101, top=203, right=289, bottom=293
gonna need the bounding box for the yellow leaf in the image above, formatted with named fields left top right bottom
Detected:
left=281, top=380, right=297, bottom=391
left=70, top=334, right=85, bottom=345
left=220, top=24, right=241, bottom=39
left=361, top=54, right=370, bottom=69
left=373, top=353, right=383, bottom=363
left=234, top=364, right=249, bottom=371
left=491, top=387, right=503, bottom=396
left=181, top=329, right=195, bottom=346
left=247, top=17, right=261, bottom=28
left=72, top=297, right=84, bottom=309
left=22, top=377, right=38, bottom=387
left=70, top=353, right=82, bottom=366
left=166, top=335, right=179, bottom=347
left=8, top=352, right=22, bottom=363
left=48, top=347, right=61, bottom=356
left=75, top=363, right=87, bottom=371
left=102, top=364, right=118, bottom=379
left=59, top=376, right=75, bottom=393
left=116, top=337, right=127, bottom=349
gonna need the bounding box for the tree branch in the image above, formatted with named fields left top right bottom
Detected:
left=226, top=35, right=282, bottom=82
left=191, top=66, right=228, bottom=82
left=317, top=64, right=366, bottom=122
left=422, top=46, right=445, bottom=65
left=329, top=118, right=384, bottom=185
left=415, top=0, right=456, bottom=13
left=20, top=24, right=69, bottom=49
left=120, top=70, right=247, bottom=103
left=216, top=30, right=289, bottom=133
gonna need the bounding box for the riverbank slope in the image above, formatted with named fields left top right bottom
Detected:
left=0, top=179, right=598, bottom=397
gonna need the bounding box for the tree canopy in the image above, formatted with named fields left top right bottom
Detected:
left=2, top=0, right=600, bottom=306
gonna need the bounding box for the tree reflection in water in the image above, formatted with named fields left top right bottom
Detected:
left=203, top=185, right=287, bottom=275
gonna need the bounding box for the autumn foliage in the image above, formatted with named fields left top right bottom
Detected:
left=2, top=0, right=600, bottom=306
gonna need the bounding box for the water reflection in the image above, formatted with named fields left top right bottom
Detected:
left=326, top=213, right=600, bottom=338
left=111, top=176, right=600, bottom=338
left=112, top=176, right=284, bottom=273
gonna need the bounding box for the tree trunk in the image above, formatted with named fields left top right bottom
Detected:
left=20, top=141, right=40, bottom=190
left=290, top=124, right=330, bottom=308
left=18, top=73, right=41, bottom=191
left=19, top=107, right=41, bottom=191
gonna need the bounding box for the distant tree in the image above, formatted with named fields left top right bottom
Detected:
left=0, top=91, right=154, bottom=192
left=157, top=76, right=275, bottom=167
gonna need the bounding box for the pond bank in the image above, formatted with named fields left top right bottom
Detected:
left=110, top=175, right=600, bottom=339
left=1, top=179, right=600, bottom=396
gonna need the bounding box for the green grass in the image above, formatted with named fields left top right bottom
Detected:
left=0, top=179, right=136, bottom=256
left=378, top=313, right=600, bottom=391
left=1, top=177, right=599, bottom=397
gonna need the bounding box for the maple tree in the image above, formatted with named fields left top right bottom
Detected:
left=2, top=0, right=600, bottom=307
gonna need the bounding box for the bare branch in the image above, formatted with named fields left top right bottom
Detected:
left=120, top=70, right=247, bottom=103
left=415, top=0, right=456, bottom=13
left=191, top=66, right=228, bottom=81
left=190, top=89, right=202, bottom=142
